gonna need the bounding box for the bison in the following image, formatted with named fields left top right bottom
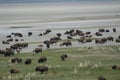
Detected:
left=107, top=36, right=114, bottom=41
left=60, top=40, right=72, bottom=47
left=11, top=58, right=22, bottom=63
left=10, top=69, right=19, bottom=74
left=78, top=37, right=85, bottom=43
left=67, top=36, right=73, bottom=39
left=6, top=38, right=13, bottom=42
left=10, top=43, right=28, bottom=51
left=95, top=38, right=107, bottom=44
left=28, top=32, right=32, bottom=37
left=25, top=58, right=32, bottom=64
left=105, top=29, right=110, bottom=32
left=15, top=39, right=19, bottom=42
left=33, top=48, right=42, bottom=53
left=98, top=76, right=106, bottom=80
left=39, top=33, right=43, bottom=36
left=119, top=35, right=120, bottom=39
left=112, top=65, right=120, bottom=69
left=2, top=41, right=9, bottom=44
left=50, top=40, right=57, bottom=45
left=116, top=39, right=120, bottom=43
left=2, top=49, right=14, bottom=57
left=61, top=54, right=68, bottom=61
left=6, top=35, right=11, bottom=38
left=43, top=29, right=51, bottom=35
left=44, top=40, right=50, bottom=48
left=113, top=28, right=116, bottom=33
left=38, top=57, right=47, bottom=63
left=98, top=28, right=105, bottom=32
left=95, top=32, right=102, bottom=36
left=12, top=32, right=23, bottom=37
left=76, top=29, right=83, bottom=34
left=56, top=33, right=62, bottom=37
left=35, top=66, right=48, bottom=74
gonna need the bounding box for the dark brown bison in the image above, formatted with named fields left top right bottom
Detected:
left=21, top=43, right=28, bottom=48
left=2, top=41, right=9, bottom=44
left=112, top=65, right=120, bottom=69
left=12, top=32, right=23, bottom=37
left=11, top=58, right=22, bottom=63
left=99, top=28, right=105, bottom=32
left=107, top=36, right=114, bottom=41
left=38, top=57, right=47, bottom=63
left=69, top=29, right=75, bottom=33
left=33, top=48, right=42, bottom=53
left=50, top=37, right=61, bottom=41
left=6, top=35, right=11, bottom=38
left=86, top=31, right=91, bottom=35
left=44, top=40, right=50, bottom=48
left=50, top=40, right=57, bottom=45
left=61, top=54, right=68, bottom=61
left=10, top=44, right=19, bottom=51
left=44, top=40, right=50, bottom=44
left=76, top=29, right=83, bottom=34
left=95, top=38, right=107, bottom=44
left=95, top=32, right=102, bottom=36
left=25, top=58, right=32, bottom=64
left=116, top=39, right=120, bottom=43
left=28, top=32, right=32, bottom=37
left=10, top=69, right=19, bottom=74
left=60, top=40, right=72, bottom=47
left=78, top=32, right=85, bottom=36
left=105, top=29, right=110, bottom=32
left=1, top=49, right=14, bottom=57
left=6, top=38, right=13, bottom=42
left=98, top=76, right=106, bottom=80
left=39, top=33, right=43, bottom=36
left=64, top=29, right=75, bottom=35
left=43, top=29, right=51, bottom=35
left=119, top=35, right=120, bottom=39
left=64, top=31, right=70, bottom=34
left=14, top=39, right=18, bottom=42
left=78, top=37, right=85, bottom=43
left=35, top=66, right=48, bottom=74
left=10, top=43, right=28, bottom=51
left=113, top=28, right=116, bottom=33
left=56, top=33, right=62, bottom=37
left=67, top=36, right=73, bottom=39
left=49, top=37, right=61, bottom=45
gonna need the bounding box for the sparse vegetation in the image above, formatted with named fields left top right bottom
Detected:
left=0, top=46, right=120, bottom=80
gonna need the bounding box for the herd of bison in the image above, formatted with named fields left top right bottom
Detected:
left=0, top=27, right=120, bottom=80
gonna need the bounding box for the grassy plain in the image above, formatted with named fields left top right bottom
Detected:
left=0, top=45, right=120, bottom=80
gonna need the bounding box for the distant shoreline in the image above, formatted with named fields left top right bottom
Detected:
left=0, top=15, right=120, bottom=27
